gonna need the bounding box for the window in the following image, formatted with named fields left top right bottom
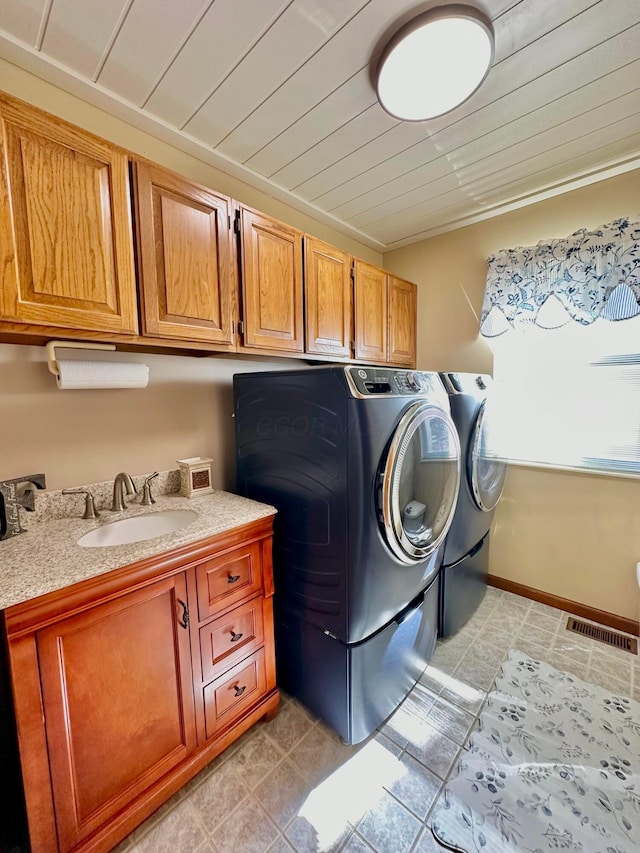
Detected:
left=487, top=315, right=640, bottom=478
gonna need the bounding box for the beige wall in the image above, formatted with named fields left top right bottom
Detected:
left=385, top=170, right=640, bottom=624
left=0, top=63, right=381, bottom=494
left=0, top=346, right=297, bottom=491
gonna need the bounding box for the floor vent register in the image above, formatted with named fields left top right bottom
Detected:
left=566, top=616, right=638, bottom=655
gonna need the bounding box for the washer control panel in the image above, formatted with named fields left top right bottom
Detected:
left=345, top=366, right=444, bottom=398
left=440, top=372, right=492, bottom=395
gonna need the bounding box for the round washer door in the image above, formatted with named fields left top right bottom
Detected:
left=469, top=399, right=507, bottom=512
left=379, top=402, right=461, bottom=564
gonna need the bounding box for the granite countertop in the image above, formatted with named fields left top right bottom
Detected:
left=0, top=490, right=276, bottom=611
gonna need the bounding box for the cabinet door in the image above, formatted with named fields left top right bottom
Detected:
left=0, top=95, right=138, bottom=334
left=240, top=207, right=304, bottom=352
left=37, top=574, right=196, bottom=852
left=353, top=260, right=388, bottom=363
left=304, top=237, right=351, bottom=357
left=388, top=275, right=417, bottom=366
left=133, top=161, right=234, bottom=345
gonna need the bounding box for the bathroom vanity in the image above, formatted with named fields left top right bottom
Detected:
left=0, top=490, right=278, bottom=853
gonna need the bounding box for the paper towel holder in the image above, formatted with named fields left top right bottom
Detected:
left=46, top=340, right=117, bottom=380
left=46, top=340, right=150, bottom=391
left=47, top=341, right=116, bottom=379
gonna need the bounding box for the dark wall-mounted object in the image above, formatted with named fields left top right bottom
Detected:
left=0, top=474, right=46, bottom=541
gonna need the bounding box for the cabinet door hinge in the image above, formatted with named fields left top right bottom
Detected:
left=233, top=209, right=241, bottom=235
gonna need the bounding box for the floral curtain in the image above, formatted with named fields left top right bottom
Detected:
left=480, top=217, right=640, bottom=337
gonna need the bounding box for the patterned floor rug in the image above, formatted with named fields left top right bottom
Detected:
left=430, top=649, right=640, bottom=853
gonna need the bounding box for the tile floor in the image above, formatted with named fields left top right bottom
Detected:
left=115, top=588, right=640, bottom=853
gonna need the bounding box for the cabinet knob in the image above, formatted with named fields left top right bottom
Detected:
left=230, top=630, right=243, bottom=643
left=227, top=574, right=241, bottom=584
left=233, top=684, right=246, bottom=697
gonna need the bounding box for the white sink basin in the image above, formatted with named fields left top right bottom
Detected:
left=77, top=509, right=198, bottom=548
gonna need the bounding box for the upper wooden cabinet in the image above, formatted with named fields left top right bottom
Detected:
left=238, top=206, right=304, bottom=353
left=304, top=236, right=351, bottom=358
left=0, top=93, right=417, bottom=364
left=388, top=275, right=417, bottom=366
left=132, top=161, right=234, bottom=347
left=353, top=259, right=388, bottom=363
left=0, top=95, right=138, bottom=335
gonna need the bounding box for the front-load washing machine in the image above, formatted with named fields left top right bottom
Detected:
left=234, top=365, right=460, bottom=743
left=439, top=373, right=508, bottom=637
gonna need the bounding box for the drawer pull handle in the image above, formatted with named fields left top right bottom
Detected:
left=230, top=630, right=244, bottom=643
left=227, top=574, right=241, bottom=584
left=233, top=684, right=246, bottom=697
left=177, top=599, right=189, bottom=630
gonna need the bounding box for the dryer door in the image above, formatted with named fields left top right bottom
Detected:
left=469, top=400, right=507, bottom=512
left=379, top=403, right=460, bottom=564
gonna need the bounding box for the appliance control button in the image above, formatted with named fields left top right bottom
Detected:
left=449, top=373, right=462, bottom=391
left=406, top=371, right=426, bottom=392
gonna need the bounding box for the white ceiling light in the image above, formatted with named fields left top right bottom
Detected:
left=375, top=5, right=495, bottom=121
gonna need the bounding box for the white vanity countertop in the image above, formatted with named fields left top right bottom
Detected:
left=0, top=490, right=276, bottom=610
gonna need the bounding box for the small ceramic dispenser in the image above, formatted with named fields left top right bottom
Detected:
left=176, top=457, right=214, bottom=497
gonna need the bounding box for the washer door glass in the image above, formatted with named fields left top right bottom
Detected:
left=469, top=399, right=507, bottom=512
left=380, top=403, right=460, bottom=564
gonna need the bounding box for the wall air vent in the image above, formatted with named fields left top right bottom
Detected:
left=566, top=617, right=638, bottom=655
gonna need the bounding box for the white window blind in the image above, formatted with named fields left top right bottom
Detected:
left=487, top=315, right=640, bottom=478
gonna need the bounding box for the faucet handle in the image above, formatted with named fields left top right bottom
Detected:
left=62, top=488, right=99, bottom=520
left=141, top=472, right=159, bottom=506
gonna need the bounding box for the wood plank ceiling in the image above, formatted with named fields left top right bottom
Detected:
left=1, top=0, right=639, bottom=250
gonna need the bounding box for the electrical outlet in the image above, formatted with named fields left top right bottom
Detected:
left=0, top=473, right=46, bottom=540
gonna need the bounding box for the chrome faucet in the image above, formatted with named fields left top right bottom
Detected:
left=111, top=472, right=137, bottom=512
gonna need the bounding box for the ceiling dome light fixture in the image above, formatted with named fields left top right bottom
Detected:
left=375, top=4, right=495, bottom=121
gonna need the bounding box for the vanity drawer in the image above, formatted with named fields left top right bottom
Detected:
left=203, top=648, right=266, bottom=738
left=200, top=597, right=265, bottom=683
left=196, top=542, right=262, bottom=620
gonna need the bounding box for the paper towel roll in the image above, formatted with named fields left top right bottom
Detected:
left=56, top=360, right=149, bottom=390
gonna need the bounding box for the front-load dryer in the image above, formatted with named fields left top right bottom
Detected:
left=439, top=373, right=508, bottom=637
left=234, top=365, right=460, bottom=742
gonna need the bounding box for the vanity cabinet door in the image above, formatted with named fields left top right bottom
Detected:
left=388, top=275, right=417, bottom=367
left=36, top=573, right=196, bottom=852
left=0, top=94, right=138, bottom=335
left=133, top=161, right=235, bottom=346
left=353, top=260, right=388, bottom=363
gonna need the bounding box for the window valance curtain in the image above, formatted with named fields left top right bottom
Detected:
left=480, top=217, right=640, bottom=337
